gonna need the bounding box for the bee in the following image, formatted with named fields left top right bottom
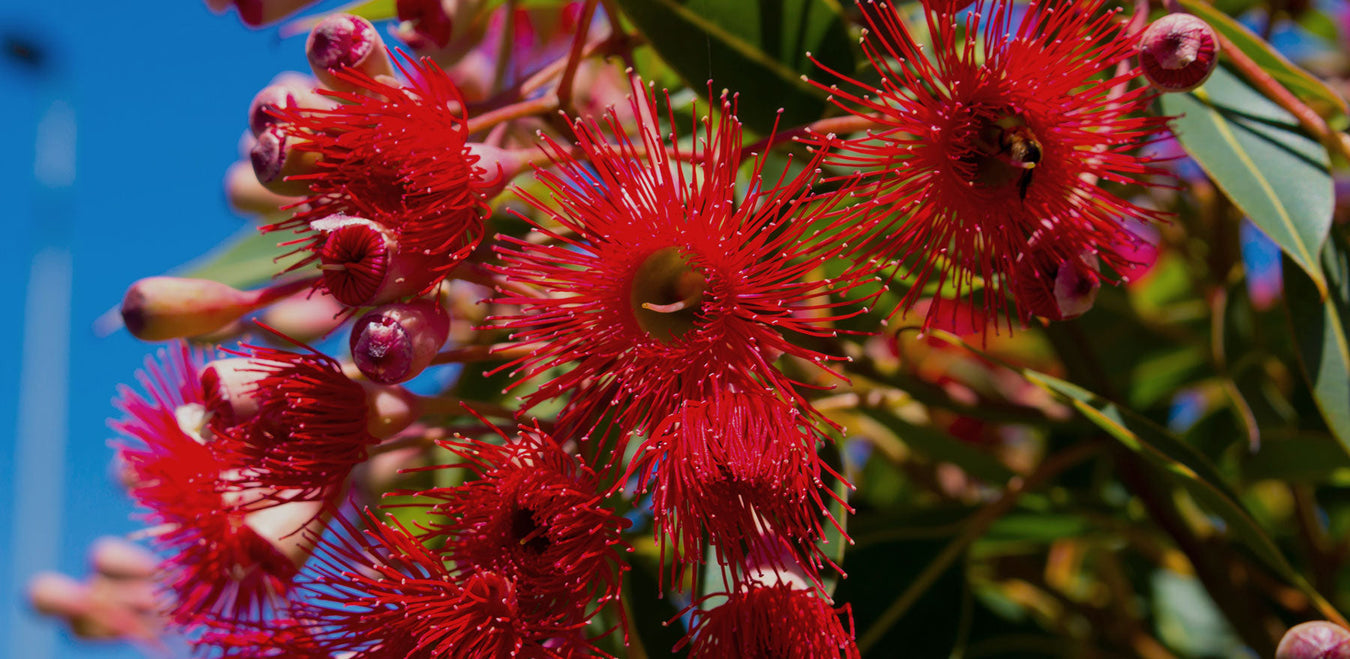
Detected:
left=993, top=115, right=1042, bottom=201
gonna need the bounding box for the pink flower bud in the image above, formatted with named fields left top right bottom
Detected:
left=121, top=277, right=254, bottom=342
left=90, top=538, right=158, bottom=581
left=247, top=78, right=330, bottom=137
left=350, top=299, right=451, bottom=384
left=29, top=572, right=90, bottom=618
left=360, top=380, right=421, bottom=438
left=1012, top=249, right=1102, bottom=322
left=121, top=277, right=313, bottom=342
left=231, top=0, right=321, bottom=27
left=259, top=290, right=345, bottom=344
left=225, top=160, right=302, bottom=218
left=1139, top=13, right=1220, bottom=93
left=314, top=216, right=440, bottom=307
left=1278, top=621, right=1350, bottom=659
left=307, top=14, right=393, bottom=91
left=251, top=126, right=321, bottom=197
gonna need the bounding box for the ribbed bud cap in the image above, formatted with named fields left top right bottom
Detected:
left=314, top=216, right=439, bottom=307
left=350, top=299, right=450, bottom=384
left=121, top=277, right=255, bottom=341
left=306, top=14, right=394, bottom=91
left=1277, top=622, right=1350, bottom=659
left=1139, top=14, right=1220, bottom=93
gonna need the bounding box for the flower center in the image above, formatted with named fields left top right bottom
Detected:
left=629, top=247, right=707, bottom=344
left=961, top=110, right=1043, bottom=199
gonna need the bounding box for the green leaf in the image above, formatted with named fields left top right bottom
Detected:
left=613, top=0, right=856, bottom=135
left=176, top=228, right=303, bottom=290
left=1161, top=65, right=1333, bottom=297
left=1284, top=228, right=1350, bottom=453
left=1242, top=433, right=1350, bottom=483
left=1179, top=0, right=1349, bottom=121
left=1019, top=369, right=1343, bottom=622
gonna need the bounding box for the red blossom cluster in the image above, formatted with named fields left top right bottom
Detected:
left=91, top=0, right=1184, bottom=655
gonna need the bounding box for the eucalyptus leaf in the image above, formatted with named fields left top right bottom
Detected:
left=1284, top=227, right=1350, bottom=454
left=1161, top=65, right=1333, bottom=296
left=613, top=0, right=855, bottom=135
left=175, top=228, right=303, bottom=290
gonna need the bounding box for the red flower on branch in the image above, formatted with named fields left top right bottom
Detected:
left=111, top=344, right=308, bottom=626
left=490, top=81, right=872, bottom=441
left=417, top=423, right=629, bottom=623
left=203, top=342, right=376, bottom=501
left=809, top=0, right=1170, bottom=330
left=292, top=511, right=602, bottom=658
left=679, top=582, right=860, bottom=658
left=624, top=390, right=849, bottom=588
left=267, top=53, right=495, bottom=297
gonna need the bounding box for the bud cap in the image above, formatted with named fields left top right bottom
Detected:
left=1139, top=13, right=1220, bottom=93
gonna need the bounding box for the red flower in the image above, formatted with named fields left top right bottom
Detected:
left=490, top=82, right=871, bottom=440
left=267, top=53, right=493, bottom=295
left=624, top=390, right=848, bottom=588
left=111, top=344, right=304, bottom=626
left=417, top=424, right=629, bottom=622
left=293, top=511, right=600, bottom=658
left=808, top=0, right=1169, bottom=331
left=203, top=342, right=376, bottom=501
left=679, top=582, right=859, bottom=658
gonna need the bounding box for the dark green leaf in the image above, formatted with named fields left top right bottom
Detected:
left=1179, top=0, right=1349, bottom=121
left=1284, top=228, right=1350, bottom=453
left=1242, top=433, right=1350, bottom=482
left=613, top=0, right=856, bottom=134
left=1160, top=66, right=1333, bottom=296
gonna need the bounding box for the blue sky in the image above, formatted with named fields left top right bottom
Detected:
left=0, top=2, right=320, bottom=657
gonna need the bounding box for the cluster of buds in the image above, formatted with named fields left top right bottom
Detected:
left=61, top=0, right=1236, bottom=656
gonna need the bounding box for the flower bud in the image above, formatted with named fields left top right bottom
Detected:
left=1277, top=621, right=1350, bottom=659
left=225, top=160, right=301, bottom=218
left=121, top=277, right=254, bottom=342
left=247, top=78, right=330, bottom=137
left=251, top=126, right=321, bottom=197
left=122, top=277, right=313, bottom=342
left=307, top=14, right=394, bottom=92
left=260, top=290, right=345, bottom=344
left=1139, top=14, right=1220, bottom=93
left=90, top=538, right=158, bottom=581
left=29, top=572, right=89, bottom=618
left=350, top=299, right=450, bottom=384
left=231, top=0, right=321, bottom=27
left=1014, top=255, right=1102, bottom=321
left=360, top=380, right=421, bottom=438
left=314, top=216, right=440, bottom=307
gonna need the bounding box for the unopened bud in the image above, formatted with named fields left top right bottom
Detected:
left=231, top=0, right=322, bottom=27
left=396, top=0, right=455, bottom=49
left=260, top=290, right=345, bottom=344
left=466, top=143, right=529, bottom=200
left=251, top=126, right=321, bottom=197
left=248, top=79, right=331, bottom=137
left=121, top=278, right=253, bottom=341
left=122, top=277, right=312, bottom=342
left=29, top=572, right=90, bottom=618
left=360, top=381, right=421, bottom=438
left=314, top=216, right=439, bottom=307
left=307, top=14, right=394, bottom=91
left=226, top=160, right=302, bottom=218
left=1014, top=255, right=1101, bottom=321
left=90, top=538, right=158, bottom=581
left=1278, top=621, right=1350, bottom=659
left=350, top=299, right=450, bottom=384
left=1139, top=14, right=1220, bottom=93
